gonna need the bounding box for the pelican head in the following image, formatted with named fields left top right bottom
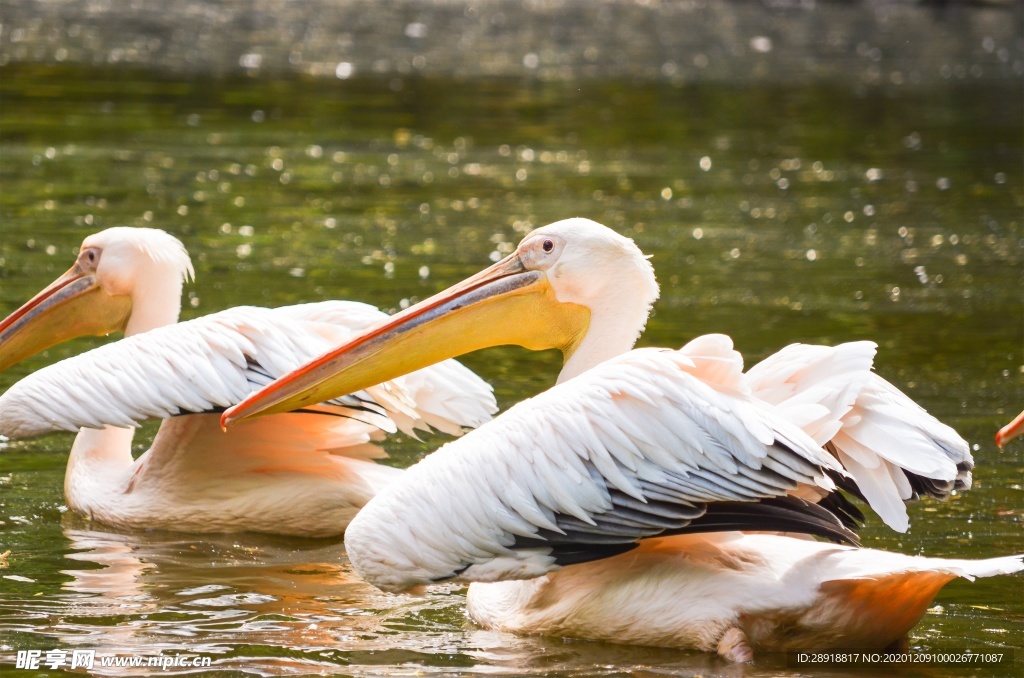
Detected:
left=224, top=218, right=658, bottom=425
left=0, top=227, right=194, bottom=370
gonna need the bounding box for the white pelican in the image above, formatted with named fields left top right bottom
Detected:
left=223, top=218, right=1022, bottom=659
left=0, top=227, right=496, bottom=536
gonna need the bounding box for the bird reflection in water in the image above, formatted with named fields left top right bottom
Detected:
left=56, top=524, right=443, bottom=671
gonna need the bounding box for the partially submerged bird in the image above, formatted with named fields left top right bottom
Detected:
left=224, top=218, right=1021, bottom=660
left=0, top=227, right=496, bottom=536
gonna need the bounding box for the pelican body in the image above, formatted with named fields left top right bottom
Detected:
left=0, top=227, right=496, bottom=536
left=224, top=218, right=1021, bottom=659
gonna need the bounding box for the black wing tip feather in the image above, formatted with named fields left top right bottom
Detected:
left=905, top=457, right=973, bottom=500
left=816, top=490, right=866, bottom=531
left=687, top=496, right=860, bottom=546
left=825, top=468, right=867, bottom=503
left=512, top=540, right=641, bottom=568
left=511, top=494, right=860, bottom=569
left=171, top=406, right=224, bottom=417
left=169, top=405, right=376, bottom=418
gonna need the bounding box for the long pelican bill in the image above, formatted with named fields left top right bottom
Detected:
left=222, top=253, right=590, bottom=426
left=0, top=262, right=131, bottom=370
left=996, top=410, right=1024, bottom=448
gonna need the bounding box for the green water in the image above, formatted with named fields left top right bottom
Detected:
left=0, top=62, right=1021, bottom=676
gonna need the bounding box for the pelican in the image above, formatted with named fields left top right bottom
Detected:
left=0, top=227, right=496, bottom=536
left=223, top=218, right=1022, bottom=659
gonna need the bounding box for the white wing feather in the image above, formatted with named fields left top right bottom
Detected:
left=744, top=341, right=876, bottom=447
left=345, top=347, right=847, bottom=592
left=745, top=342, right=972, bottom=532
left=0, top=301, right=496, bottom=440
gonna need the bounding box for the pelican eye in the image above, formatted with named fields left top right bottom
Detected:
left=79, top=247, right=101, bottom=270
left=542, top=239, right=554, bottom=253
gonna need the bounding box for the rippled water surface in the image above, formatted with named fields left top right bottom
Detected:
left=1, top=2, right=1022, bottom=675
